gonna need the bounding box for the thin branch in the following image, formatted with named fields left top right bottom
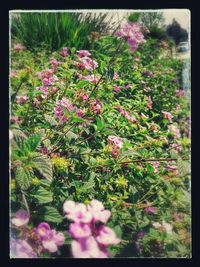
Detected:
left=92, top=157, right=189, bottom=169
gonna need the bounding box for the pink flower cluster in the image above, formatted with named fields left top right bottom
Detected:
left=76, top=49, right=98, bottom=71
left=108, top=135, right=124, bottom=157
left=63, top=199, right=120, bottom=258
left=60, top=47, right=68, bottom=57
left=54, top=97, right=75, bottom=123
left=78, top=73, right=100, bottom=83
left=77, top=90, right=89, bottom=102
left=165, top=165, right=179, bottom=176
left=11, top=209, right=65, bottom=257
left=10, top=239, right=37, bottom=258
left=90, top=99, right=102, bottom=114
left=77, top=50, right=91, bottom=58
left=152, top=161, right=160, bottom=173
left=168, top=125, right=181, bottom=138
left=16, top=95, right=28, bottom=105
left=14, top=43, right=26, bottom=52
left=117, top=106, right=138, bottom=124
left=144, top=201, right=157, bottom=215
left=36, top=222, right=65, bottom=253
left=116, top=22, right=145, bottom=53
left=54, top=97, right=85, bottom=123
left=175, top=89, right=185, bottom=97
left=11, top=209, right=30, bottom=227
left=147, top=96, right=153, bottom=109
left=49, top=58, right=62, bottom=67
left=162, top=111, right=173, bottom=123
left=78, top=57, right=98, bottom=71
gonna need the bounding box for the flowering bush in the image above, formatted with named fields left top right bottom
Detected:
left=10, top=21, right=190, bottom=258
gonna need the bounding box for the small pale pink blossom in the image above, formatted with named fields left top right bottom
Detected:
left=69, top=223, right=92, bottom=239
left=71, top=236, right=108, bottom=258
left=16, top=96, right=28, bottom=105
left=10, top=239, right=37, bottom=258
left=14, top=43, right=26, bottom=52
left=63, top=201, right=92, bottom=223
left=152, top=161, right=159, bottom=173
left=76, top=50, right=91, bottom=58
left=96, top=226, right=120, bottom=246
left=78, top=57, right=98, bottom=71
left=11, top=209, right=29, bottom=227
left=87, top=199, right=111, bottom=224
left=60, top=47, right=68, bottom=57
left=162, top=111, right=173, bottom=122
left=168, top=125, right=181, bottom=138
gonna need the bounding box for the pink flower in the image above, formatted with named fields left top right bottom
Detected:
left=77, top=90, right=89, bottom=101
left=37, top=69, right=55, bottom=79
left=77, top=50, right=91, bottom=58
left=11, top=115, right=20, bottom=123
left=49, top=58, right=61, bottom=67
left=113, top=72, right=119, bottom=80
left=144, top=206, right=157, bottom=214
left=78, top=57, right=98, bottom=71
left=150, top=123, right=158, bottom=132
left=147, top=96, right=153, bottom=109
left=69, top=223, right=92, bottom=239
left=11, top=209, right=29, bottom=227
left=52, top=87, right=59, bottom=93
left=71, top=237, right=108, bottom=258
left=63, top=201, right=92, bottom=223
left=162, top=111, right=173, bottom=122
left=76, top=109, right=85, bottom=118
left=168, top=125, right=181, bottom=138
left=96, top=226, right=120, bottom=246
left=134, top=57, right=140, bottom=62
left=87, top=199, right=111, bottom=224
left=60, top=47, right=68, bottom=57
left=113, top=85, right=120, bottom=92
left=117, top=106, right=137, bottom=124
left=16, top=96, right=28, bottom=105
left=165, top=165, right=179, bottom=176
left=108, top=135, right=123, bottom=149
left=175, top=89, right=185, bottom=97
left=152, top=161, right=159, bottom=173
left=14, top=43, right=25, bottom=52
left=115, top=22, right=145, bottom=53
left=10, top=239, right=37, bottom=258
left=37, top=222, right=51, bottom=238
left=42, top=230, right=65, bottom=253
left=57, top=97, right=75, bottom=112
left=42, top=75, right=58, bottom=86
left=10, top=70, right=18, bottom=78
left=78, top=74, right=100, bottom=83
left=90, top=99, right=102, bottom=114
left=37, top=223, right=65, bottom=253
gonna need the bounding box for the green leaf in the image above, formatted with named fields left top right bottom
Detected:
left=38, top=206, right=63, bottom=223
left=177, top=157, right=190, bottom=177
left=32, top=153, right=53, bottom=181
left=113, top=225, right=122, bottom=238
left=44, top=114, right=58, bottom=126
left=31, top=186, right=53, bottom=204
left=96, top=116, right=105, bottom=131
left=23, top=134, right=41, bottom=152
left=15, top=166, right=33, bottom=190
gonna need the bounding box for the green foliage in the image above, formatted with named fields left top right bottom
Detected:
left=10, top=20, right=190, bottom=258
left=128, top=13, right=140, bottom=22
left=11, top=12, right=113, bottom=51
left=15, top=166, right=33, bottom=190
left=37, top=206, right=63, bottom=223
